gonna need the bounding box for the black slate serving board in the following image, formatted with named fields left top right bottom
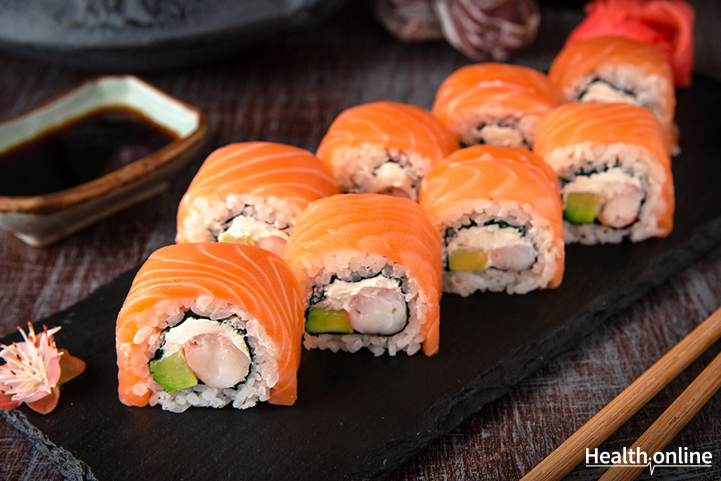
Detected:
left=3, top=76, right=721, bottom=481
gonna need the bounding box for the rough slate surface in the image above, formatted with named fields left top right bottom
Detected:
left=1, top=4, right=721, bottom=480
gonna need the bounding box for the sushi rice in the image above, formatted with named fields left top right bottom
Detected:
left=443, top=102, right=542, bottom=149
left=328, top=144, right=431, bottom=199
left=178, top=193, right=297, bottom=256
left=438, top=200, right=560, bottom=295
left=300, top=251, right=427, bottom=356
left=126, top=295, right=280, bottom=413
left=564, top=63, right=672, bottom=140
left=548, top=141, right=669, bottom=244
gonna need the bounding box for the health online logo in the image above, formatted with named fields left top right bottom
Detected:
left=586, top=447, right=714, bottom=475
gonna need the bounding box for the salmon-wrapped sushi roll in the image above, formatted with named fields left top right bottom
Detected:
left=549, top=36, right=677, bottom=150
left=116, top=243, right=304, bottom=412
left=284, top=194, right=443, bottom=356
left=316, top=101, right=458, bottom=200
left=176, top=142, right=339, bottom=256
left=534, top=102, right=674, bottom=244
left=419, top=145, right=564, bottom=296
left=432, top=63, right=561, bottom=149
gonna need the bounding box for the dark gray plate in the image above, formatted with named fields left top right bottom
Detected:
left=0, top=0, right=347, bottom=71
left=2, top=76, right=721, bottom=481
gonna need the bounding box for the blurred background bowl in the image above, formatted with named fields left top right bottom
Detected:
left=0, top=0, right=349, bottom=71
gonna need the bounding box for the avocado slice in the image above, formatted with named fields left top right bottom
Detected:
left=149, top=350, right=198, bottom=392
left=217, top=231, right=256, bottom=245
left=448, top=249, right=488, bottom=272
left=564, top=193, right=601, bottom=224
left=305, top=308, right=354, bottom=334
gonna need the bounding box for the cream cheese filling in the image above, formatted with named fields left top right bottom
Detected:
left=316, top=276, right=404, bottom=312
left=368, top=162, right=415, bottom=195
left=473, top=124, right=525, bottom=148
left=562, top=167, right=643, bottom=200
left=221, top=215, right=288, bottom=241
left=579, top=81, right=640, bottom=106
left=447, top=224, right=528, bottom=251
left=161, top=317, right=250, bottom=360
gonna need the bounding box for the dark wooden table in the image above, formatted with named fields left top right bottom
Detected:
left=1, top=4, right=720, bottom=480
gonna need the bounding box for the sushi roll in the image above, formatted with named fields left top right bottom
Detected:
left=418, top=145, right=564, bottom=296
left=116, top=243, right=304, bottom=412
left=316, top=101, right=458, bottom=200
left=534, top=102, right=674, bottom=245
left=176, top=142, right=339, bottom=256
left=431, top=63, right=561, bottom=149
left=548, top=36, right=677, bottom=150
left=283, top=194, right=443, bottom=356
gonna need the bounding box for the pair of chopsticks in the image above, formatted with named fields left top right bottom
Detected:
left=520, top=305, right=721, bottom=481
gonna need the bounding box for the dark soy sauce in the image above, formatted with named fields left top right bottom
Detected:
left=0, top=107, right=178, bottom=197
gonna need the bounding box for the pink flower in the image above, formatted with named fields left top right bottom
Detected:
left=0, top=323, right=85, bottom=414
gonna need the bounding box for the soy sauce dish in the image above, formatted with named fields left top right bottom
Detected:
left=0, top=75, right=207, bottom=246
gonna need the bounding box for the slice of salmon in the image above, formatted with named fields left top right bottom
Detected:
left=432, top=62, right=562, bottom=140
left=176, top=142, right=338, bottom=243
left=534, top=102, right=672, bottom=165
left=116, top=243, right=304, bottom=407
left=316, top=100, right=458, bottom=173
left=284, top=193, right=443, bottom=356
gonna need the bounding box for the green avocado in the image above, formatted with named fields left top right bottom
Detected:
left=305, top=307, right=354, bottom=334
left=149, top=350, right=198, bottom=392
left=564, top=193, right=601, bottom=224
left=448, top=249, right=488, bottom=272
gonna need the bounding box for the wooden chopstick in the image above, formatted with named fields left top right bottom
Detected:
left=598, top=347, right=721, bottom=481
left=519, top=305, right=721, bottom=481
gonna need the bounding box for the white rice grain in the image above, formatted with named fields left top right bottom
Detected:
left=301, top=252, right=426, bottom=356
left=437, top=200, right=561, bottom=296
left=130, top=296, right=281, bottom=413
